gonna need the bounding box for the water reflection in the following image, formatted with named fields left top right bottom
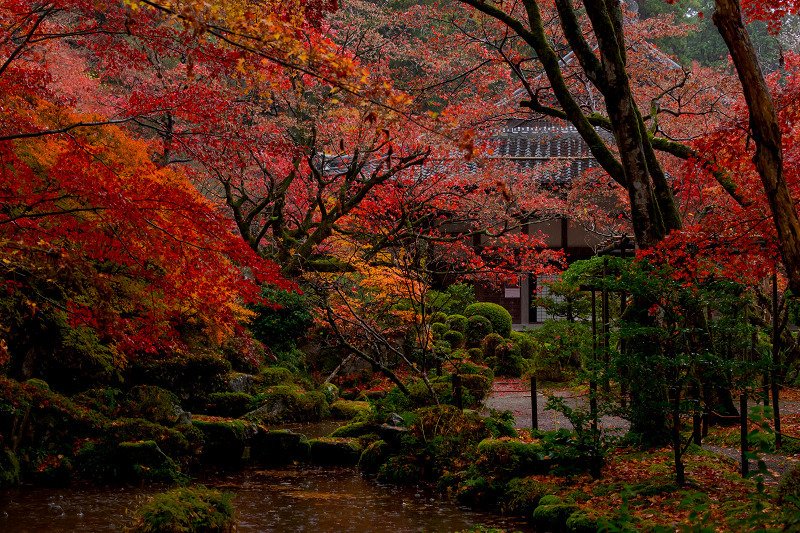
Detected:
left=0, top=466, right=533, bottom=533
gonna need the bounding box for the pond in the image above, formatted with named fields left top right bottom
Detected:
left=0, top=465, right=534, bottom=532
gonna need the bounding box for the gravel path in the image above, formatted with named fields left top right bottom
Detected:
left=482, top=380, right=628, bottom=436
left=482, top=379, right=800, bottom=483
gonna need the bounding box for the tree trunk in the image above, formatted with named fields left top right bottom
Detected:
left=714, top=0, right=800, bottom=294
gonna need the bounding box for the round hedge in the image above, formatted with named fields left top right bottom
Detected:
left=465, top=315, right=493, bottom=348
left=443, top=330, right=464, bottom=348
left=464, top=302, right=512, bottom=338
left=445, top=314, right=467, bottom=333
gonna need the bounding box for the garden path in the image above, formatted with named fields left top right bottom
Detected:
left=483, top=379, right=800, bottom=484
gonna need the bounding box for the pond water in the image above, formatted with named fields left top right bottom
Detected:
left=0, top=466, right=534, bottom=532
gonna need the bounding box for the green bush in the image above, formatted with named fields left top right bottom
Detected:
left=444, top=330, right=464, bottom=348
left=427, top=283, right=476, bottom=316
left=121, top=385, right=181, bottom=426
left=482, top=333, right=505, bottom=359
left=528, top=320, right=591, bottom=382
left=467, top=347, right=484, bottom=362
left=204, top=392, right=253, bottom=418
left=129, top=351, right=231, bottom=399
left=446, top=314, right=468, bottom=332
left=464, top=303, right=512, bottom=338
left=431, top=322, right=449, bottom=339
left=778, top=463, right=800, bottom=507
left=502, top=477, right=551, bottom=516
left=465, top=316, right=493, bottom=348
left=431, top=312, right=448, bottom=324
left=128, top=485, right=236, bottom=533
left=0, top=448, right=20, bottom=489
left=248, top=286, right=312, bottom=352
left=510, top=331, right=536, bottom=359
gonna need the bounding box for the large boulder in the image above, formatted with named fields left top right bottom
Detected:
left=309, top=438, right=362, bottom=465
left=192, top=418, right=250, bottom=466
left=250, top=429, right=310, bottom=464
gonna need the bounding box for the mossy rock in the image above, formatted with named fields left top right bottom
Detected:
left=464, top=302, right=512, bottom=338
left=475, top=438, right=546, bottom=479
left=319, top=383, right=339, bottom=404
left=250, top=429, right=310, bottom=464
left=329, top=400, right=371, bottom=420
left=121, top=385, right=182, bottom=426
left=330, top=421, right=379, bottom=438
left=244, top=386, right=328, bottom=424
left=258, top=366, right=294, bottom=388
left=357, top=440, right=390, bottom=475
left=629, top=478, right=680, bottom=497
left=118, top=440, right=183, bottom=484
left=502, top=477, right=552, bottom=516
left=192, top=418, right=249, bottom=465
left=566, top=509, right=601, bottom=533
left=0, top=448, right=20, bottom=489
left=532, top=503, right=580, bottom=531
left=309, top=438, right=362, bottom=465
left=128, top=485, right=235, bottom=533
left=204, top=392, right=254, bottom=418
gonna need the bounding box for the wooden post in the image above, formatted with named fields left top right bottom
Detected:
left=531, top=375, right=538, bottom=431
left=590, top=288, right=599, bottom=431
left=741, top=393, right=749, bottom=478
left=772, top=272, right=782, bottom=449
left=602, top=257, right=610, bottom=392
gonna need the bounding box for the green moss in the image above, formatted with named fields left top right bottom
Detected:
left=258, top=366, right=294, bottom=387
left=532, top=503, right=580, bottom=530
left=128, top=485, right=235, bottom=533
left=464, top=303, right=512, bottom=338
left=329, top=400, right=371, bottom=420
left=245, top=386, right=328, bottom=424
left=0, top=448, right=20, bottom=489
left=330, top=421, right=378, bottom=438
left=475, top=438, right=545, bottom=479
left=204, top=392, right=253, bottom=418
left=250, top=429, right=310, bottom=464
left=501, top=477, right=552, bottom=516
left=377, top=455, right=423, bottom=484
left=118, top=440, right=183, bottom=484
left=778, top=463, right=800, bottom=507
left=358, top=440, right=390, bottom=475
left=192, top=419, right=249, bottom=465
left=309, top=438, right=362, bottom=465
left=566, top=509, right=601, bottom=533
left=121, top=385, right=181, bottom=425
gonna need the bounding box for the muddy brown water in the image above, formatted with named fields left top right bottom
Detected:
left=0, top=465, right=534, bottom=532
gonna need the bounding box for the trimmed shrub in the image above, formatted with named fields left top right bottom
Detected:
left=431, top=312, right=448, bottom=324
left=464, top=303, right=512, bottom=338
left=444, top=330, right=465, bottom=348
left=511, top=331, right=536, bottom=359
left=465, top=316, right=493, bottom=348
left=446, top=314, right=468, bottom=332
left=431, top=322, right=449, bottom=339
left=482, top=333, right=505, bottom=359
left=128, top=485, right=235, bottom=533
left=467, top=347, right=484, bottom=362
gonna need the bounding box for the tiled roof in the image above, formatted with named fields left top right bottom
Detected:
left=492, top=119, right=614, bottom=182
